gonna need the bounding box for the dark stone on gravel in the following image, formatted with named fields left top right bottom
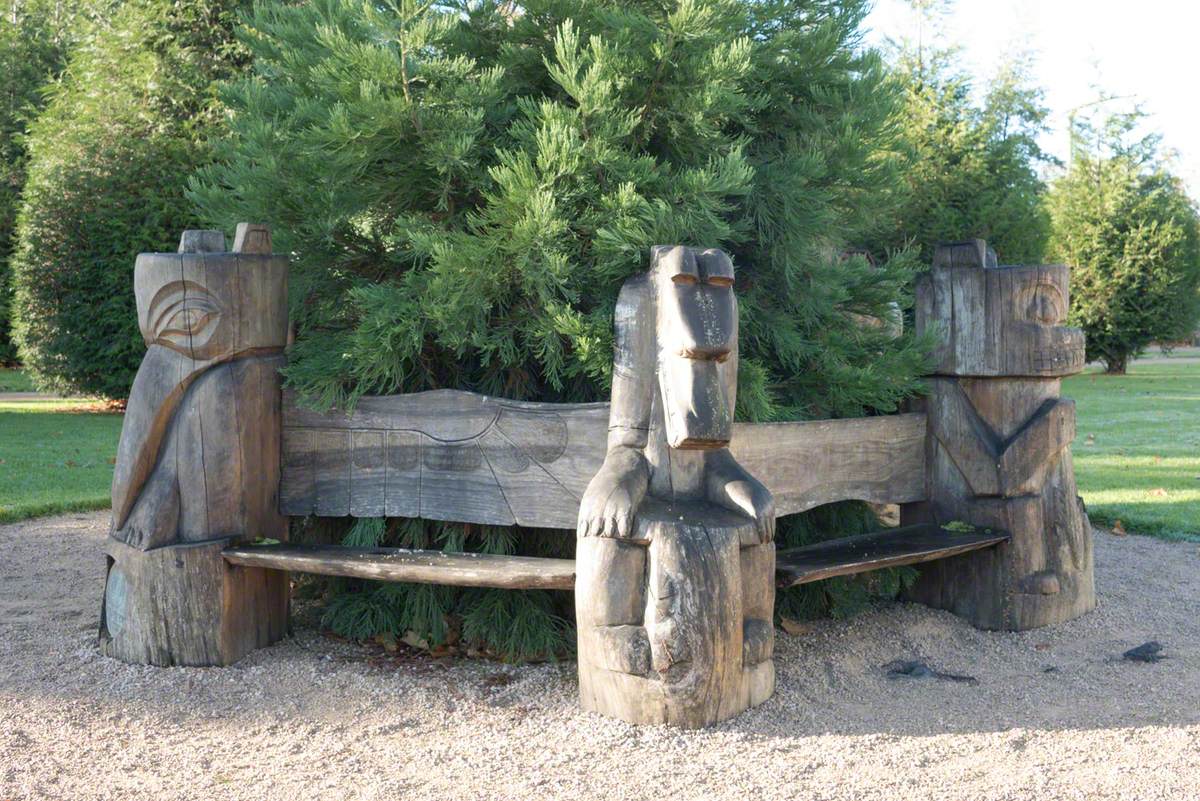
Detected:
left=1123, top=641, right=1165, bottom=663
left=883, top=659, right=978, bottom=685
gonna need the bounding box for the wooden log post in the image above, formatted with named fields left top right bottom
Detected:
left=575, top=247, right=776, bottom=728
left=902, top=240, right=1096, bottom=630
left=99, top=224, right=291, bottom=666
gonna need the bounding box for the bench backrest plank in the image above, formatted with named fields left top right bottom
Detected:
left=732, top=413, right=927, bottom=515
left=280, top=389, right=928, bottom=526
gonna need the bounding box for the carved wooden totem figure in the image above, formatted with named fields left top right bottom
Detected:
left=575, top=246, right=776, bottom=728
left=100, top=224, right=291, bottom=666
left=903, top=240, right=1096, bottom=630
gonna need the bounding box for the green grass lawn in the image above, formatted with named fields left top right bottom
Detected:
left=0, top=390, right=124, bottom=523
left=1067, top=360, right=1200, bottom=541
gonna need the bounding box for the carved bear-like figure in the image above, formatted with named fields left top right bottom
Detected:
left=575, top=246, right=776, bottom=728
left=903, top=240, right=1096, bottom=630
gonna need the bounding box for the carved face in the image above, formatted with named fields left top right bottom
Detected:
left=999, top=265, right=1086, bottom=375
left=652, top=246, right=737, bottom=449
left=135, top=252, right=288, bottom=361
left=919, top=241, right=1086, bottom=377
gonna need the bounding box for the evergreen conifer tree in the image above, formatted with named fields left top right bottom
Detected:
left=0, top=0, right=100, bottom=364
left=192, top=0, right=932, bottom=659
left=1047, top=107, right=1200, bottom=373
left=10, top=0, right=250, bottom=396
left=880, top=30, right=1053, bottom=263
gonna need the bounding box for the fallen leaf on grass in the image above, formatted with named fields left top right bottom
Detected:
left=1148, top=487, right=1168, bottom=497
left=1112, top=520, right=1127, bottom=536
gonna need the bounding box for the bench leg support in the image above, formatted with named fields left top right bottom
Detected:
left=100, top=538, right=289, bottom=667
left=576, top=504, right=774, bottom=728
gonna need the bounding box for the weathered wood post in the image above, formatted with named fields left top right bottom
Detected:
left=903, top=240, right=1096, bottom=630
left=575, top=246, right=776, bottom=728
left=99, top=224, right=291, bottom=666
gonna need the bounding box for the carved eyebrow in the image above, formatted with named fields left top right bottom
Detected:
left=697, top=250, right=734, bottom=285
left=660, top=245, right=699, bottom=281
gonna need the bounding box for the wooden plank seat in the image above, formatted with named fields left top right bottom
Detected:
left=221, top=523, right=1008, bottom=592
left=223, top=544, right=575, bottom=590
left=775, top=524, right=1010, bottom=588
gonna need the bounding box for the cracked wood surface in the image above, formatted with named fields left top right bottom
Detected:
left=279, top=391, right=928, bottom=527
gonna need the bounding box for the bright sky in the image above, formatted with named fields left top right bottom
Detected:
left=863, top=0, right=1200, bottom=198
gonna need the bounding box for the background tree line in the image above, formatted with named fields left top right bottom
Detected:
left=1, top=0, right=1197, bottom=657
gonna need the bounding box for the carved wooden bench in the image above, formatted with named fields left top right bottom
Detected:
left=221, top=392, right=1002, bottom=589
left=99, top=230, right=1094, bottom=729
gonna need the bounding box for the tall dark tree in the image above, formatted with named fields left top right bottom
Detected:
left=9, top=0, right=250, bottom=396
left=1048, top=107, right=1200, bottom=373
left=0, top=0, right=99, bottom=365
left=191, top=0, right=932, bottom=657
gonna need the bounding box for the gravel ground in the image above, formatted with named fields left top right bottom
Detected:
left=1, top=513, right=1197, bottom=801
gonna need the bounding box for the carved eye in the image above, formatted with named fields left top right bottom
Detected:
left=672, top=273, right=699, bottom=285
left=159, top=298, right=220, bottom=339
left=705, top=275, right=734, bottom=288
left=1027, top=283, right=1065, bottom=325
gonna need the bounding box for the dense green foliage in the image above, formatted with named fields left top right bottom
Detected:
left=9, top=0, right=250, bottom=398
left=1047, top=110, right=1200, bottom=373
left=192, top=0, right=931, bottom=658
left=0, top=0, right=99, bottom=364
left=879, top=40, right=1053, bottom=264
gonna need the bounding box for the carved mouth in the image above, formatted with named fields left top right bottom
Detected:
left=1033, top=347, right=1085, bottom=373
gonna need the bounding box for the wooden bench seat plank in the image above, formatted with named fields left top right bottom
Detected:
left=775, top=524, right=1009, bottom=588
left=222, top=544, right=576, bottom=590
left=225, top=525, right=1006, bottom=594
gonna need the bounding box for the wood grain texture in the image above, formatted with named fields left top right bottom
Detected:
left=223, top=543, right=575, bottom=590
left=280, top=392, right=927, bottom=525
left=730, top=413, right=927, bottom=515
left=775, top=524, right=1009, bottom=588
left=280, top=390, right=609, bottom=527
left=903, top=244, right=1094, bottom=632
left=103, top=225, right=291, bottom=667
left=916, top=241, right=1085, bottom=378
left=101, top=537, right=289, bottom=667
left=575, top=500, right=774, bottom=728
left=904, top=378, right=1095, bottom=630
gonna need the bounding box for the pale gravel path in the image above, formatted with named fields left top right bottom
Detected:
left=1, top=513, right=1197, bottom=801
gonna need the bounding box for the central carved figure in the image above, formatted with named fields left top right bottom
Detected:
left=575, top=245, right=777, bottom=728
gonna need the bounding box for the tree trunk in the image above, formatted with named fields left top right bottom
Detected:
left=1104, top=355, right=1128, bottom=375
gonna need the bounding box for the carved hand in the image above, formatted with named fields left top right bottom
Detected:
left=706, top=450, right=776, bottom=543
left=577, top=446, right=650, bottom=538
